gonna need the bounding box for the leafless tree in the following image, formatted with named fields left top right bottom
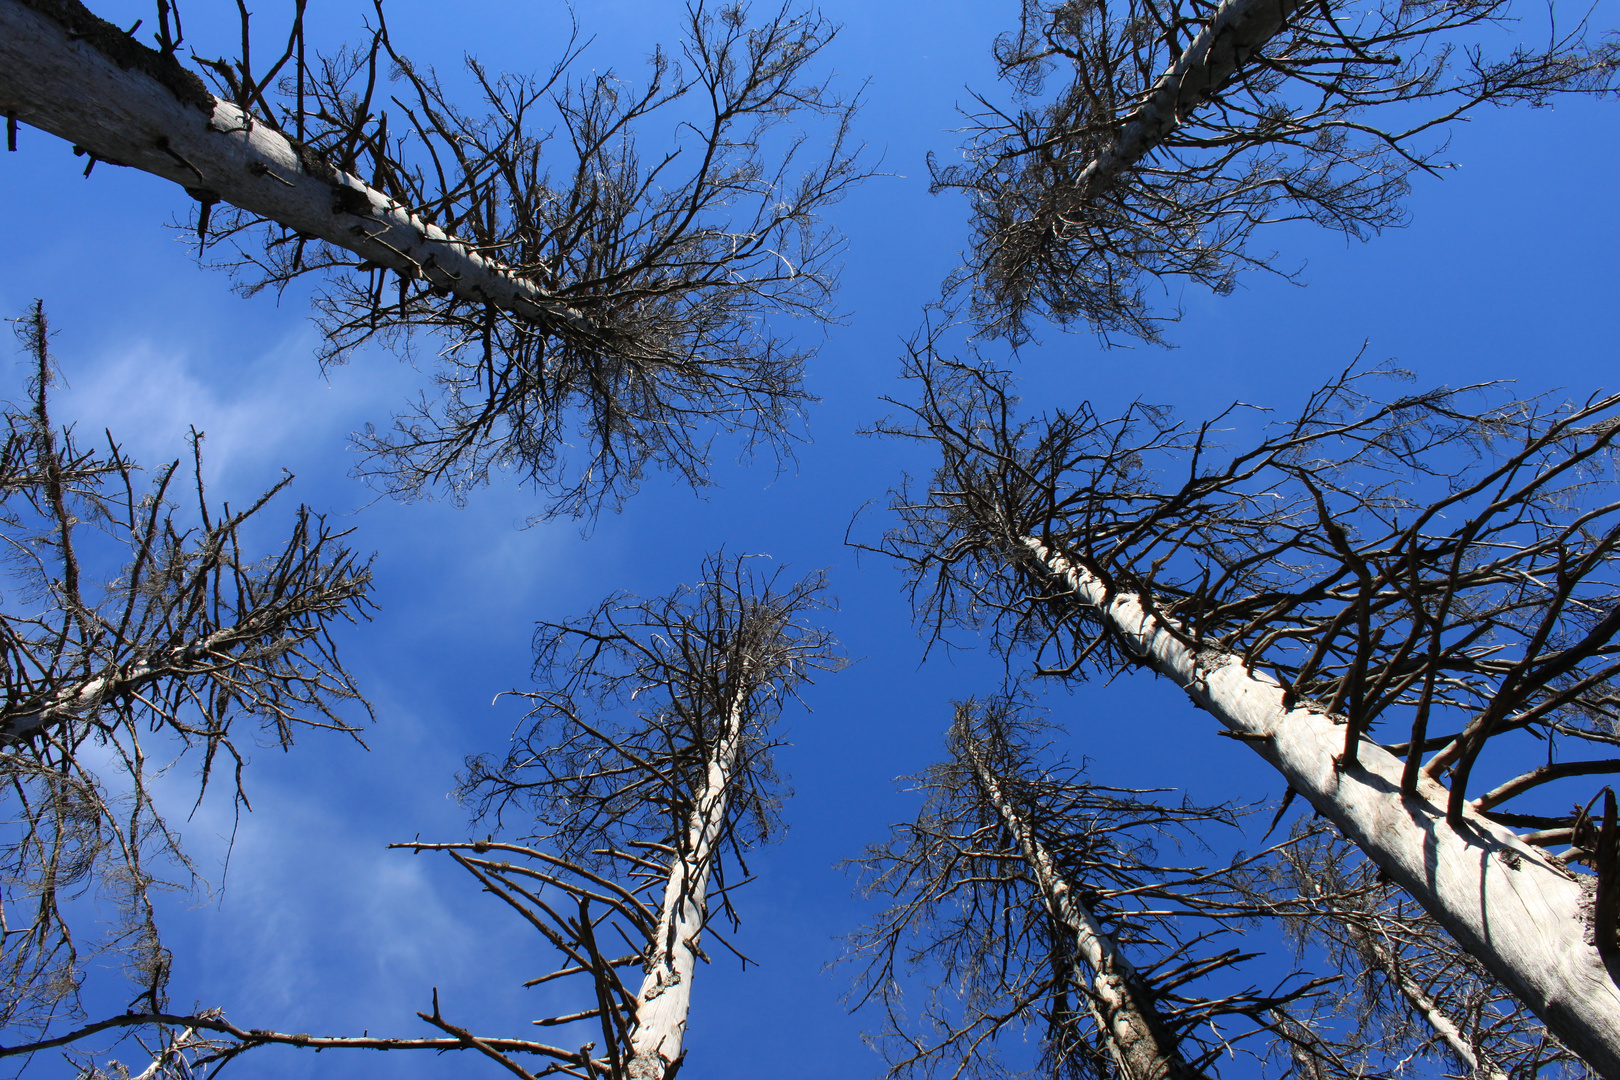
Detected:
left=3, top=552, right=842, bottom=1079
left=846, top=696, right=1333, bottom=1080
left=0, top=0, right=864, bottom=516
left=932, top=0, right=1620, bottom=343
left=0, top=303, right=373, bottom=1051
left=1256, top=827, right=1594, bottom=1078
left=862, top=334, right=1620, bottom=1071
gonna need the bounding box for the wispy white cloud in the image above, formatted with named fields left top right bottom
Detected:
left=52, top=326, right=417, bottom=498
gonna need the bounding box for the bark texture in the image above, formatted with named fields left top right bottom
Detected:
left=0, top=0, right=587, bottom=332
left=1015, top=535, right=1620, bottom=1076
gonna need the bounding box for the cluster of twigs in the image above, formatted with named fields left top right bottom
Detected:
left=171, top=0, right=864, bottom=516
left=847, top=697, right=1339, bottom=1080
left=0, top=303, right=372, bottom=1051
left=1259, top=828, right=1594, bottom=1077
left=935, top=0, right=1620, bottom=342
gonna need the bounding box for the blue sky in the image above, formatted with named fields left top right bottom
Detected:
left=2, top=1, right=1617, bottom=1077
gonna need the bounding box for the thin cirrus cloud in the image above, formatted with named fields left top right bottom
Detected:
left=51, top=327, right=412, bottom=493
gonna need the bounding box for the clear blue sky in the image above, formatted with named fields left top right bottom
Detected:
left=1, top=1, right=1617, bottom=1077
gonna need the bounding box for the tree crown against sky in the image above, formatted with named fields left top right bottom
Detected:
left=870, top=346, right=1620, bottom=814
left=864, top=343, right=1620, bottom=1070
left=929, top=0, right=1620, bottom=344
left=1, top=0, right=868, bottom=518
left=846, top=696, right=1339, bottom=1080
left=3, top=2, right=1620, bottom=1080
left=0, top=303, right=372, bottom=1048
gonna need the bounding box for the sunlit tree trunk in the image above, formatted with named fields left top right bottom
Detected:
left=627, top=678, right=748, bottom=1079
left=1013, top=534, right=1620, bottom=1076
left=964, top=743, right=1205, bottom=1080
left=0, top=0, right=585, bottom=331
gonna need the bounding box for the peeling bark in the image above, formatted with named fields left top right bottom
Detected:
left=1015, top=535, right=1620, bottom=1076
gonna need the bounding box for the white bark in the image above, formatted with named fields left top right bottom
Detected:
left=1363, top=936, right=1505, bottom=1077
left=1016, top=535, right=1620, bottom=1076
left=0, top=624, right=247, bottom=741
left=966, top=746, right=1205, bottom=1080
left=626, top=686, right=748, bottom=1079
left=1070, top=0, right=1301, bottom=201
left=0, top=0, right=590, bottom=333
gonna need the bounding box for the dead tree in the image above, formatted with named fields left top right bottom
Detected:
left=865, top=339, right=1620, bottom=1072
left=933, top=0, right=1620, bottom=342
left=1259, top=827, right=1594, bottom=1078
left=0, top=303, right=373, bottom=1048
left=846, top=696, right=1330, bottom=1080
left=448, top=554, right=842, bottom=1078
left=6, top=553, right=842, bottom=1079
left=0, top=0, right=863, bottom=516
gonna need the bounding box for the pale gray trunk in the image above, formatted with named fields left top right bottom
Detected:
left=128, top=1020, right=209, bottom=1080
left=965, top=746, right=1206, bottom=1080
left=0, top=0, right=589, bottom=333
left=1072, top=0, right=1300, bottom=202
left=2, top=623, right=255, bottom=741
left=625, top=688, right=748, bottom=1079
left=1016, top=536, right=1620, bottom=1076
left=1301, top=877, right=1508, bottom=1078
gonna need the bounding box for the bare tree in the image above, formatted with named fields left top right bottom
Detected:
left=864, top=338, right=1620, bottom=1072
left=0, top=0, right=864, bottom=516
left=846, top=696, right=1331, bottom=1080
left=932, top=0, right=1619, bottom=342
left=1258, top=827, right=1594, bottom=1078
left=0, top=303, right=373, bottom=1049
left=3, top=552, right=843, bottom=1079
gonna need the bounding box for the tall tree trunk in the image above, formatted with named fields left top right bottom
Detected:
left=1014, top=535, right=1620, bottom=1076
left=1070, top=0, right=1301, bottom=202
left=626, top=680, right=749, bottom=1080
left=0, top=0, right=588, bottom=332
left=964, top=743, right=1207, bottom=1080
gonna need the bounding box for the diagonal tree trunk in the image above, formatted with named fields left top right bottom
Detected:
left=1339, top=914, right=1506, bottom=1078
left=962, top=740, right=1207, bottom=1080
left=1291, top=870, right=1510, bottom=1079
left=627, top=678, right=748, bottom=1080
left=1012, top=534, right=1620, bottom=1076
left=1068, top=0, right=1302, bottom=204
left=0, top=0, right=590, bottom=334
